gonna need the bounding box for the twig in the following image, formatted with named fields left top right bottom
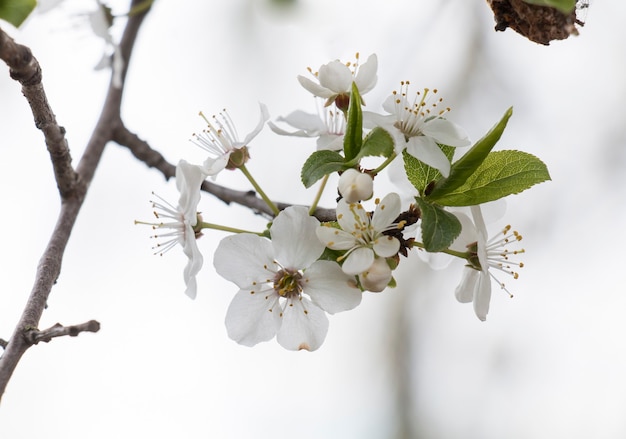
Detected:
left=0, top=28, right=77, bottom=198
left=0, top=0, right=152, bottom=401
left=111, top=124, right=338, bottom=222
left=25, top=320, right=101, bottom=345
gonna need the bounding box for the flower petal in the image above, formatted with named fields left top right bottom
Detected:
left=271, top=206, right=324, bottom=269
left=318, top=60, right=353, bottom=94
left=341, top=247, right=375, bottom=275
left=297, top=75, right=335, bottom=98
left=203, top=154, right=229, bottom=178
left=422, top=118, right=470, bottom=147
left=181, top=225, right=203, bottom=299
left=225, top=288, right=282, bottom=347
left=303, top=260, right=361, bottom=314
left=175, top=160, right=207, bottom=224
left=276, top=297, right=329, bottom=351
left=455, top=267, right=479, bottom=303
left=371, top=192, right=401, bottom=231
left=473, top=271, right=491, bottom=321
left=354, top=53, right=378, bottom=95
left=406, top=136, right=451, bottom=177
left=373, top=236, right=400, bottom=258
left=277, top=110, right=326, bottom=133
left=214, top=233, right=275, bottom=289
left=241, top=103, right=270, bottom=146
left=336, top=199, right=369, bottom=233
left=316, top=226, right=356, bottom=251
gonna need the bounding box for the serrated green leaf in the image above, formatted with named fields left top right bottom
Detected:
left=403, top=146, right=455, bottom=196
left=426, top=107, right=513, bottom=201
left=415, top=198, right=462, bottom=252
left=522, top=0, right=576, bottom=14
left=301, top=150, right=348, bottom=188
left=429, top=150, right=551, bottom=206
left=0, top=0, right=36, bottom=27
left=351, top=127, right=394, bottom=162
left=343, top=82, right=363, bottom=161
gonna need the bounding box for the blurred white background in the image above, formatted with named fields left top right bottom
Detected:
left=1, top=0, right=625, bottom=438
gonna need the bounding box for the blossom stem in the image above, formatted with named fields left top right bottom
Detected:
left=239, top=164, right=280, bottom=216
left=309, top=174, right=329, bottom=216
left=411, top=241, right=469, bottom=260
left=370, top=152, right=397, bottom=176
left=198, top=222, right=265, bottom=236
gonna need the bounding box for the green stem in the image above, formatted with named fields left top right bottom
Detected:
left=309, top=174, right=329, bottom=216
left=199, top=222, right=264, bottom=236
left=239, top=164, right=280, bottom=216
left=370, top=152, right=397, bottom=176
left=411, top=241, right=468, bottom=260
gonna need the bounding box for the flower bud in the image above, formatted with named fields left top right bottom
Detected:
left=359, top=257, right=392, bottom=293
left=338, top=169, right=373, bottom=203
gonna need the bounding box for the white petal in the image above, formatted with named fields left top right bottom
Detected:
left=297, top=75, right=334, bottom=98
left=336, top=199, right=369, bottom=233
left=449, top=212, right=479, bottom=253
left=241, top=103, right=270, bottom=146
left=341, top=247, right=375, bottom=275
left=358, top=257, right=392, bottom=293
left=303, top=260, right=361, bottom=314
left=422, top=118, right=470, bottom=147
left=455, top=267, right=479, bottom=303
left=271, top=206, right=323, bottom=269
left=316, top=226, right=357, bottom=250
left=213, top=234, right=275, bottom=289
left=203, top=154, right=229, bottom=178
left=354, top=54, right=378, bottom=95
left=175, top=160, right=207, bottom=224
left=406, top=136, right=451, bottom=177
left=276, top=297, right=329, bottom=351
left=373, top=236, right=400, bottom=258
left=278, top=110, right=326, bottom=133
left=181, top=225, right=203, bottom=299
left=316, top=134, right=344, bottom=151
left=470, top=205, right=489, bottom=238
left=371, top=192, right=401, bottom=231
left=473, top=272, right=491, bottom=321
left=225, top=289, right=282, bottom=347
left=318, top=60, right=352, bottom=94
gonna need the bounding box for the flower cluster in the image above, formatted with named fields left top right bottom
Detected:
left=137, top=52, right=547, bottom=351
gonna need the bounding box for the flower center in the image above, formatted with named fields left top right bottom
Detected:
left=273, top=268, right=303, bottom=298
left=391, top=82, right=451, bottom=139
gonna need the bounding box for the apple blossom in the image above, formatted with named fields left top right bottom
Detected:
left=213, top=206, right=361, bottom=351
left=268, top=105, right=345, bottom=151
left=191, top=103, right=269, bottom=178
left=316, top=193, right=403, bottom=276
left=337, top=168, right=373, bottom=203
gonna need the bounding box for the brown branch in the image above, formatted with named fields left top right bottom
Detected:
left=0, top=0, right=152, bottom=401
left=111, top=124, right=338, bottom=222
left=25, top=320, right=101, bottom=345
left=0, top=28, right=77, bottom=198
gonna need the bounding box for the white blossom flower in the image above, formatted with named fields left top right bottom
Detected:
left=136, top=160, right=208, bottom=299
left=337, top=168, right=373, bottom=203
left=214, top=206, right=361, bottom=351
left=365, top=82, right=469, bottom=177
left=268, top=104, right=345, bottom=151
left=317, top=193, right=403, bottom=276
left=452, top=206, right=524, bottom=321
left=297, top=53, right=378, bottom=108
left=191, top=103, right=269, bottom=178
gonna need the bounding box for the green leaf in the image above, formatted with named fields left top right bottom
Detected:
left=414, top=198, right=462, bottom=252
left=428, top=150, right=551, bottom=206
left=301, top=150, right=348, bottom=188
left=403, top=145, right=455, bottom=196
left=343, top=82, right=363, bottom=161
left=352, top=127, right=394, bottom=161
left=0, top=0, right=36, bottom=27
left=426, top=107, right=513, bottom=201
left=522, top=0, right=576, bottom=14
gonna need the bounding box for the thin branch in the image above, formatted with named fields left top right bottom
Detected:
left=0, top=28, right=77, bottom=198
left=25, top=320, right=101, bottom=345
left=0, top=0, right=152, bottom=401
left=111, top=124, right=338, bottom=222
